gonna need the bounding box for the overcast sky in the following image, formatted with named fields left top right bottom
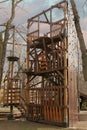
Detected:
left=0, top=0, right=87, bottom=44
left=0, top=0, right=87, bottom=25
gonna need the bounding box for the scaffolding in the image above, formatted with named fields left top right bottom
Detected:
left=3, top=27, right=26, bottom=118
left=25, top=1, right=68, bottom=126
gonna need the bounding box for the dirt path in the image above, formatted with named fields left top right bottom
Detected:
left=0, top=120, right=77, bottom=130
left=0, top=120, right=62, bottom=130
left=0, top=120, right=86, bottom=130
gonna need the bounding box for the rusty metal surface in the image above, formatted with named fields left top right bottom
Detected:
left=26, top=1, right=68, bottom=126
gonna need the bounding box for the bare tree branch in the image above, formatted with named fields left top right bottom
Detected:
left=0, top=23, right=7, bottom=26
left=15, top=0, right=23, bottom=7
left=7, top=0, right=23, bottom=26
left=0, top=0, right=23, bottom=87
left=0, top=0, right=9, bottom=3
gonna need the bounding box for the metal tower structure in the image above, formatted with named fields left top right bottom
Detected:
left=25, top=1, right=68, bottom=126
left=3, top=27, right=26, bottom=118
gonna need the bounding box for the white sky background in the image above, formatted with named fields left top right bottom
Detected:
left=0, top=0, right=87, bottom=47
left=0, top=0, right=87, bottom=60
left=0, top=0, right=86, bottom=24
left=0, top=0, right=87, bottom=80
left=0, top=0, right=87, bottom=59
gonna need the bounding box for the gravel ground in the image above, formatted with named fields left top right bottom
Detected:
left=0, top=120, right=79, bottom=130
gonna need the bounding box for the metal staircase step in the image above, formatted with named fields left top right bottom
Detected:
left=15, top=104, right=26, bottom=116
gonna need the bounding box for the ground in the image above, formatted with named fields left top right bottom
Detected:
left=0, top=120, right=82, bottom=130
left=0, top=120, right=62, bottom=130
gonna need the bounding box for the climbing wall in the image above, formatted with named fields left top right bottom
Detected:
left=68, top=7, right=79, bottom=126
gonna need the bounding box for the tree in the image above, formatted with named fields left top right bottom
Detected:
left=0, top=0, right=23, bottom=87
left=70, top=0, right=87, bottom=81
left=0, top=0, right=9, bottom=3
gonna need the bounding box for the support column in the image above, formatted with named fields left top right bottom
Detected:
left=68, top=69, right=79, bottom=127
